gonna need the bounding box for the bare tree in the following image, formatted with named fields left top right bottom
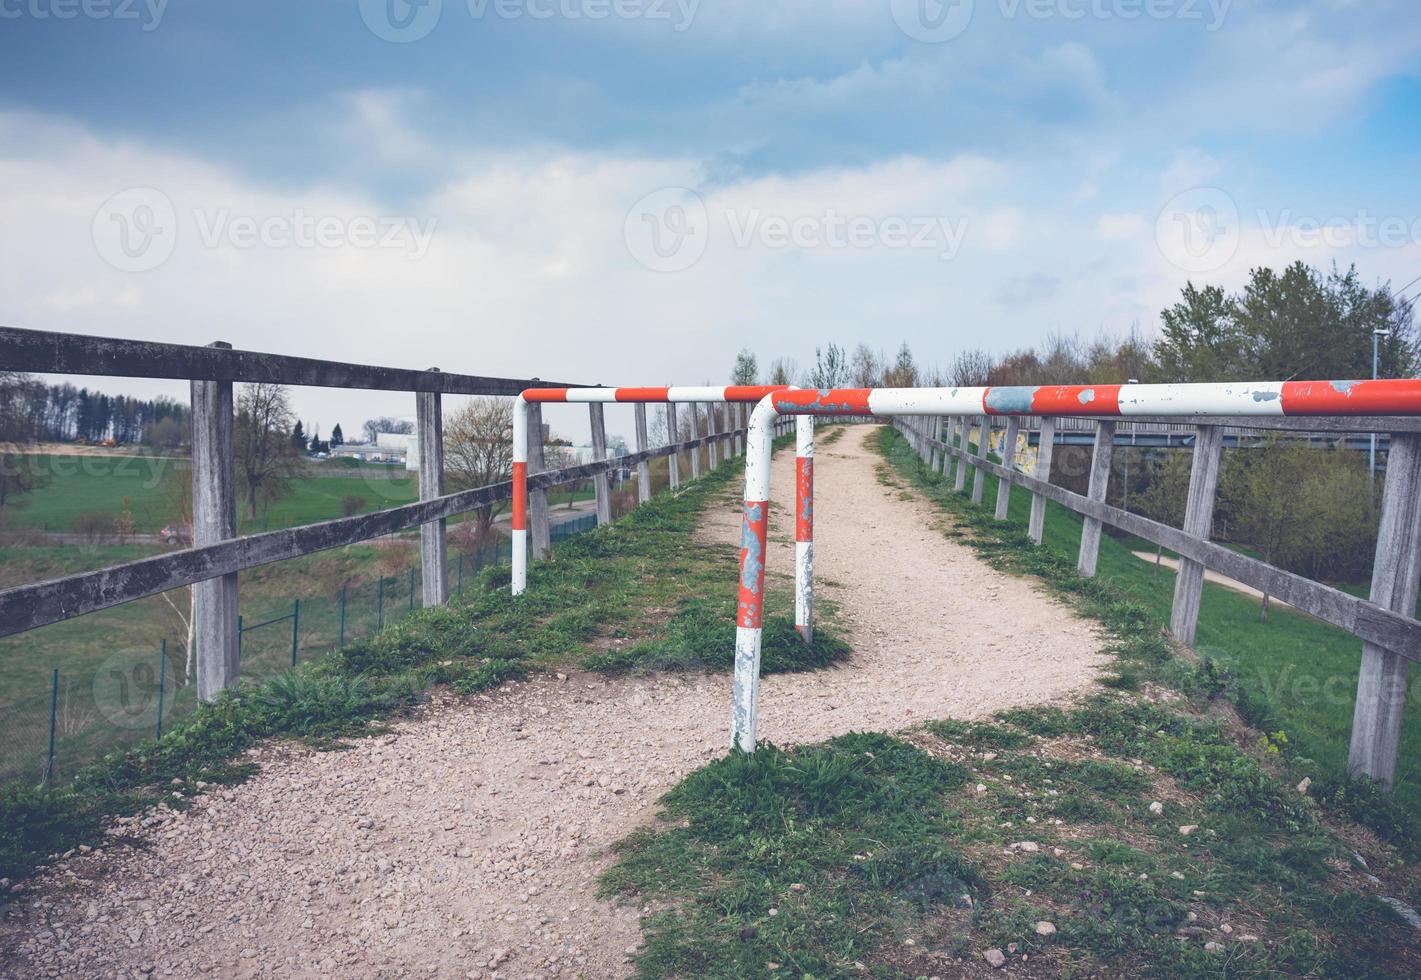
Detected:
left=236, top=383, right=302, bottom=521
left=949, top=349, right=995, bottom=386
left=731, top=348, right=760, bottom=385
left=444, top=397, right=514, bottom=542
left=850, top=345, right=882, bottom=387
left=767, top=357, right=798, bottom=386
left=883, top=342, right=920, bottom=387
left=807, top=343, right=849, bottom=389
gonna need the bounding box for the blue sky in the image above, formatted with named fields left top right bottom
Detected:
left=2, top=0, right=1420, bottom=440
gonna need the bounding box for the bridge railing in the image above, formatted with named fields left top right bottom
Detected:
left=895, top=410, right=1421, bottom=791
left=0, top=326, right=776, bottom=701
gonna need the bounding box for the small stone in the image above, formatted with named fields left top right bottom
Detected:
left=1204, top=941, right=1224, bottom=953
left=1179, top=824, right=1198, bottom=836
left=1297, top=777, right=1312, bottom=794
left=1148, top=801, right=1164, bottom=815
left=1010, top=841, right=1039, bottom=853
left=983, top=948, right=1007, bottom=968
left=789, top=883, right=806, bottom=893
left=1034, top=921, right=1056, bottom=937
left=1220, top=923, right=1233, bottom=934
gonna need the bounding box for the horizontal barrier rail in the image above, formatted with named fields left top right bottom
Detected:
left=730, top=383, right=1421, bottom=798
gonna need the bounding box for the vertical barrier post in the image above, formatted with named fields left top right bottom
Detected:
left=927, top=417, right=938, bottom=470
left=416, top=376, right=448, bottom=606
left=795, top=415, right=814, bottom=644
left=634, top=403, right=651, bottom=504
left=994, top=416, right=1020, bottom=520
left=588, top=403, right=612, bottom=526
left=191, top=341, right=239, bottom=701
left=376, top=577, right=384, bottom=631
left=732, top=400, right=775, bottom=753
left=290, top=599, right=300, bottom=667
left=408, top=568, right=415, bottom=611
left=1168, top=424, right=1224, bottom=645
left=1348, top=432, right=1421, bottom=789
left=732, top=404, right=743, bottom=457
left=527, top=402, right=552, bottom=558
left=1077, top=420, right=1116, bottom=577
left=155, top=640, right=166, bottom=740
left=953, top=416, right=968, bottom=492
left=1028, top=417, right=1056, bottom=545
left=338, top=585, right=347, bottom=648
left=971, top=416, right=990, bottom=505
left=688, top=403, right=702, bottom=479
left=666, top=402, right=681, bottom=490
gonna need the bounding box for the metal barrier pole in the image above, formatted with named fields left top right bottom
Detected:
left=338, top=585, right=347, bottom=648
left=290, top=599, right=301, bottom=667
left=45, top=668, right=58, bottom=786
left=156, top=640, right=166, bottom=740
left=795, top=414, right=814, bottom=643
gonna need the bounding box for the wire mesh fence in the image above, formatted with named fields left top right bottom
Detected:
left=0, top=513, right=603, bottom=788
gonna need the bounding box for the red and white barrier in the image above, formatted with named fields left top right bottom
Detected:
left=511, top=387, right=814, bottom=635
left=730, top=378, right=1421, bottom=751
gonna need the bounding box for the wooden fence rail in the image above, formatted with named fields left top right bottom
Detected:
left=0, top=327, right=780, bottom=698
left=894, top=413, right=1421, bottom=791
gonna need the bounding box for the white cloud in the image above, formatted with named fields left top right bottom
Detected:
left=1096, top=212, right=1145, bottom=239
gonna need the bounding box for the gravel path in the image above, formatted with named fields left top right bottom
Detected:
left=0, top=426, right=1107, bottom=980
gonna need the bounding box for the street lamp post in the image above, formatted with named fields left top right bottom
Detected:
left=1371, top=329, right=1392, bottom=484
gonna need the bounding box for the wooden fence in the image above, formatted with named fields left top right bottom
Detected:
left=0, top=326, right=784, bottom=700
left=894, top=412, right=1421, bottom=791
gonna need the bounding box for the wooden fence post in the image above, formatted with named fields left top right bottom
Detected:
left=1028, top=417, right=1056, bottom=545
left=688, top=403, right=702, bottom=479
left=1077, top=420, right=1116, bottom=577
left=634, top=403, right=651, bottom=503
left=416, top=374, right=447, bottom=607
left=588, top=403, right=612, bottom=525
left=1168, top=424, right=1224, bottom=644
left=666, top=402, right=681, bottom=489
left=527, top=401, right=551, bottom=558
left=706, top=403, right=719, bottom=469
left=1348, top=432, right=1421, bottom=789
left=995, top=415, right=1020, bottom=520
left=971, top=416, right=990, bottom=505
left=953, top=417, right=968, bottom=492
left=191, top=341, right=239, bottom=701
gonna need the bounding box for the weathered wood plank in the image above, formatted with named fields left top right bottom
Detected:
left=971, top=416, right=990, bottom=505
left=1028, top=416, right=1055, bottom=544
left=1077, top=420, right=1115, bottom=577
left=588, top=403, right=612, bottom=526
left=527, top=402, right=551, bottom=559
left=190, top=342, right=239, bottom=701
left=1169, top=424, right=1223, bottom=645
left=1348, top=433, right=1421, bottom=788
left=0, top=325, right=587, bottom=395
left=416, top=379, right=447, bottom=607
left=995, top=416, right=1020, bottom=520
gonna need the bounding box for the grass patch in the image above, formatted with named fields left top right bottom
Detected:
left=602, top=425, right=1421, bottom=977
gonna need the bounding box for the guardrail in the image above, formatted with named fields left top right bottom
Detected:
left=730, top=382, right=1421, bottom=795
left=0, top=326, right=763, bottom=701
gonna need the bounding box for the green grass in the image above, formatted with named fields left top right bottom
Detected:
left=1, top=452, right=594, bottom=535
left=879, top=426, right=1421, bottom=848
left=0, top=435, right=852, bottom=884
left=599, top=425, right=1421, bottom=977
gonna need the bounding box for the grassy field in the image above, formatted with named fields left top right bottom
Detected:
left=1, top=452, right=593, bottom=535
left=596, top=425, right=1421, bottom=978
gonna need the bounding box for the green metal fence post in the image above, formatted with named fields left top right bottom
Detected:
left=236, top=614, right=243, bottom=656
left=156, top=640, right=167, bottom=740
left=377, top=577, right=384, bottom=632
left=457, top=553, right=464, bottom=594
left=407, top=568, right=415, bottom=612
left=45, top=668, right=58, bottom=787
left=290, top=598, right=301, bottom=667
left=338, top=585, right=347, bottom=649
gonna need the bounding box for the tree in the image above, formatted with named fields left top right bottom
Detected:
left=949, top=349, right=994, bottom=386
left=767, top=357, right=797, bottom=386
left=731, top=348, right=759, bottom=385
left=362, top=417, right=413, bottom=444
left=808, top=344, right=848, bottom=389
left=850, top=345, right=882, bottom=387
left=236, top=383, right=302, bottom=521
left=1219, top=437, right=1317, bottom=620
left=0, top=371, right=45, bottom=520
left=444, top=397, right=515, bottom=543
left=330, top=423, right=345, bottom=447
left=883, top=342, right=919, bottom=387
left=1132, top=449, right=1193, bottom=574
left=291, top=420, right=307, bottom=452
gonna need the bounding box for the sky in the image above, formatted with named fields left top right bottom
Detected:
left=2, top=0, right=1421, bottom=444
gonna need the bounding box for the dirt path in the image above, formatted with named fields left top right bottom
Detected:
left=1, top=427, right=1107, bottom=980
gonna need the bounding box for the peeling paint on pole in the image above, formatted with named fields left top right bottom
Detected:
left=795, top=414, right=814, bottom=643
